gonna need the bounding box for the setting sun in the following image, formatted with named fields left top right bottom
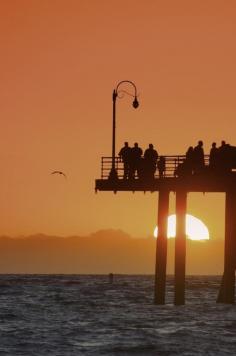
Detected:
left=154, top=214, right=210, bottom=241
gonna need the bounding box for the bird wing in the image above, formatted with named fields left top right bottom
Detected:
left=51, top=171, right=67, bottom=178
left=51, top=171, right=61, bottom=174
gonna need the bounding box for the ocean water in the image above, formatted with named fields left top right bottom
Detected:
left=0, top=275, right=236, bottom=355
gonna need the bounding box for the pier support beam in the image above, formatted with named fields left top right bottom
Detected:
left=154, top=189, right=169, bottom=304
left=174, top=190, right=187, bottom=305
left=217, top=189, right=236, bottom=303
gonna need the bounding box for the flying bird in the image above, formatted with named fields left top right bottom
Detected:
left=51, top=171, right=67, bottom=179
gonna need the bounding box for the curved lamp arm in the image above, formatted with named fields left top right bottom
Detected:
left=113, top=80, right=139, bottom=108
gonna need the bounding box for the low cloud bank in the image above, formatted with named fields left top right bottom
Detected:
left=0, top=230, right=224, bottom=274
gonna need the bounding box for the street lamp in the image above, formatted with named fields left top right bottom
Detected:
left=109, top=80, right=139, bottom=180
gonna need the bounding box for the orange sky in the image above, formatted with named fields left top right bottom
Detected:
left=0, top=0, right=236, bottom=239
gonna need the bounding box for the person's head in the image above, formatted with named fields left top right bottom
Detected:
left=124, top=142, right=128, bottom=147
left=221, top=140, right=226, bottom=146
left=188, top=146, right=193, bottom=151
left=134, top=142, right=138, bottom=147
left=198, top=140, right=203, bottom=147
left=149, top=143, right=153, bottom=149
left=212, top=142, right=216, bottom=148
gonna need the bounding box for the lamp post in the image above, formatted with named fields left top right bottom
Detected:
left=109, top=80, right=139, bottom=180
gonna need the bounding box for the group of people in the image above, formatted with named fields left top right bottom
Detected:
left=209, top=140, right=235, bottom=171
left=176, top=140, right=205, bottom=176
left=119, top=142, right=164, bottom=179
left=118, top=140, right=236, bottom=180
left=176, top=140, right=235, bottom=176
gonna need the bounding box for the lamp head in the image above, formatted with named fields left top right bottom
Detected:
left=132, top=96, right=139, bottom=109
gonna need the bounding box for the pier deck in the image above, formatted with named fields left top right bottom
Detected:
left=95, top=155, right=236, bottom=193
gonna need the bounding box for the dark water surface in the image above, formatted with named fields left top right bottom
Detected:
left=0, top=275, right=236, bottom=355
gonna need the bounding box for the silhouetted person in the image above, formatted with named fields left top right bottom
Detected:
left=119, top=142, right=132, bottom=179
left=209, top=142, right=218, bottom=170
left=185, top=146, right=194, bottom=174
left=218, top=140, right=231, bottom=172
left=186, top=146, right=194, bottom=161
left=130, top=143, right=143, bottom=179
left=144, top=144, right=158, bottom=178
left=157, top=156, right=166, bottom=178
left=193, top=140, right=205, bottom=174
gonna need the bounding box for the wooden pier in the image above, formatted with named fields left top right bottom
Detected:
left=95, top=155, right=236, bottom=305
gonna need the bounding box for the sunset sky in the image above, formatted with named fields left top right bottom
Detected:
left=1, top=0, right=236, bottom=240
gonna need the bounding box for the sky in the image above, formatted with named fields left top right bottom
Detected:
left=1, top=0, right=236, bottom=239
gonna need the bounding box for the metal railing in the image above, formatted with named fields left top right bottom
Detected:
left=100, top=155, right=210, bottom=179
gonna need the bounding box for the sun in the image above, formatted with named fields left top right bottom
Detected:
left=154, top=214, right=209, bottom=241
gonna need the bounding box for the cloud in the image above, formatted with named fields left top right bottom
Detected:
left=0, top=231, right=224, bottom=274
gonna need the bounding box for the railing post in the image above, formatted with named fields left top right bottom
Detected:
left=101, top=157, right=103, bottom=179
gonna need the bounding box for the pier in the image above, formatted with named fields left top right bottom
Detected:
left=95, top=155, right=236, bottom=305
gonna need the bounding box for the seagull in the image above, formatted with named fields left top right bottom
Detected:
left=51, top=171, right=67, bottom=179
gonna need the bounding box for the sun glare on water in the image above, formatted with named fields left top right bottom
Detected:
left=154, top=214, right=209, bottom=241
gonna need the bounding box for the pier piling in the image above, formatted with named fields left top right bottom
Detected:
left=155, top=189, right=169, bottom=304
left=217, top=189, right=236, bottom=303
left=174, top=190, right=187, bottom=305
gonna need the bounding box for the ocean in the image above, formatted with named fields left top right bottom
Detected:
left=0, top=275, right=236, bottom=355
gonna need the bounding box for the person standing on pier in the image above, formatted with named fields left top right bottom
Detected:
left=193, top=140, right=205, bottom=174
left=209, top=142, right=218, bottom=170
left=119, top=142, right=132, bottom=179
left=130, top=142, right=143, bottom=179
left=218, top=140, right=231, bottom=172
left=185, top=146, right=194, bottom=174
left=144, top=144, right=158, bottom=178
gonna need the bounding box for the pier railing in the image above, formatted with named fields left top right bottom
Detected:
left=101, top=155, right=210, bottom=179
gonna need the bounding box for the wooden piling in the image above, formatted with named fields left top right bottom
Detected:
left=154, top=189, right=169, bottom=304
left=217, top=189, right=236, bottom=303
left=174, top=190, right=187, bottom=305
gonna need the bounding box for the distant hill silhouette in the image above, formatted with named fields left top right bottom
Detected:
left=0, top=230, right=224, bottom=274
